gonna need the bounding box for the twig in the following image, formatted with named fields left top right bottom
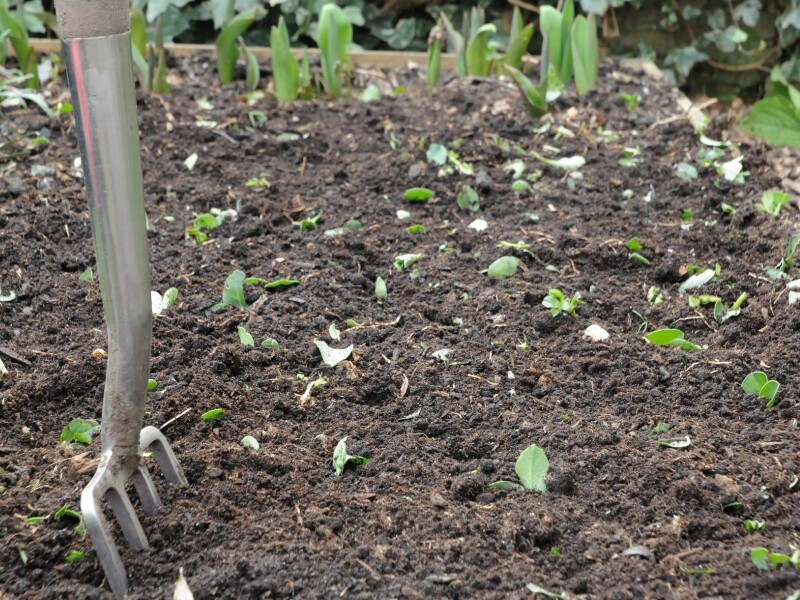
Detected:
left=160, top=407, right=191, bottom=430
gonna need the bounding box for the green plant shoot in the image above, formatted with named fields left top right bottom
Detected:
left=318, top=3, right=352, bottom=98
left=270, top=16, right=299, bottom=103
left=216, top=6, right=266, bottom=85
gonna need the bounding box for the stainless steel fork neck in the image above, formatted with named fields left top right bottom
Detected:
left=64, top=33, right=151, bottom=470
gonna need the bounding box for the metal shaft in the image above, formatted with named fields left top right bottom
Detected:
left=63, top=33, right=151, bottom=472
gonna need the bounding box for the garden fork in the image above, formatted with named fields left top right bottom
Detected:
left=54, top=0, right=187, bottom=594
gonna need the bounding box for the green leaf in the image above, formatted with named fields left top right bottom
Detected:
left=79, top=267, right=93, bottom=283
left=318, top=3, right=352, bottom=98
left=740, top=96, right=800, bottom=149
left=65, top=550, right=86, bottom=564
left=426, top=144, right=447, bottom=166
left=645, top=329, right=684, bottom=346
left=456, top=185, right=480, bottom=212
left=530, top=150, right=586, bottom=171
left=240, top=435, right=260, bottom=450
left=505, top=65, right=547, bottom=118
left=264, top=279, right=299, bottom=290
left=465, top=23, right=496, bottom=76
left=761, top=380, right=780, bottom=408
left=571, top=14, right=598, bottom=96
left=332, top=436, right=369, bottom=476
left=742, top=371, right=768, bottom=395
left=201, top=408, right=225, bottom=422
left=486, top=256, right=521, bottom=280
left=675, top=163, right=699, bottom=181
left=216, top=7, right=266, bottom=84
left=757, top=189, right=791, bottom=216
left=222, top=270, right=247, bottom=309
left=751, top=547, right=770, bottom=571
left=375, top=276, right=388, bottom=298
left=404, top=187, right=434, bottom=202
left=505, top=22, right=534, bottom=71
left=515, top=443, right=549, bottom=492
left=488, top=480, right=526, bottom=491
left=394, top=254, right=423, bottom=270
left=270, top=16, right=299, bottom=103
left=60, top=419, right=100, bottom=445
left=314, top=340, right=354, bottom=367
left=147, top=379, right=158, bottom=392
left=237, top=326, right=255, bottom=347
left=406, top=224, right=426, bottom=234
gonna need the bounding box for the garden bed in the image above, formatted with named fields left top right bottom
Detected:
left=1, top=56, right=799, bottom=599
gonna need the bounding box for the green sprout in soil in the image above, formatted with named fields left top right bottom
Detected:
left=427, top=24, right=444, bottom=88
left=713, top=292, right=748, bottom=323
left=201, top=408, right=225, bottom=422
left=332, top=437, right=369, bottom=476
left=293, top=212, right=323, bottom=232
left=298, top=373, right=329, bottom=405
left=0, top=2, right=39, bottom=89
left=742, top=371, right=780, bottom=408
left=542, top=289, right=581, bottom=318
left=237, top=326, right=255, bottom=347
left=627, top=237, right=651, bottom=265
left=79, top=267, right=93, bottom=283
left=406, top=224, right=426, bottom=234
left=314, top=340, right=353, bottom=367
left=60, top=419, right=100, bottom=446
left=489, top=443, right=550, bottom=492
left=147, top=379, right=158, bottom=392
left=757, top=189, right=790, bottom=217
left=765, top=235, right=800, bottom=280
left=650, top=422, right=670, bottom=435
left=645, top=329, right=702, bottom=352
left=675, top=162, right=699, bottom=181
left=619, top=147, right=641, bottom=168
left=375, top=276, right=388, bottom=298
left=647, top=286, right=665, bottom=305
left=656, top=436, right=692, bottom=449
left=526, top=583, right=563, bottom=599
left=620, top=92, right=641, bottom=113
left=55, top=504, right=85, bottom=535
left=530, top=150, right=586, bottom=172
left=151, top=287, right=178, bottom=316
left=745, top=520, right=766, bottom=533
left=750, top=547, right=800, bottom=571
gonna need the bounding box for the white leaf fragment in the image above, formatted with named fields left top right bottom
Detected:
left=468, top=219, right=488, bottom=231
left=314, top=340, right=354, bottom=367
left=173, top=568, right=194, bottom=600
left=583, top=324, right=610, bottom=342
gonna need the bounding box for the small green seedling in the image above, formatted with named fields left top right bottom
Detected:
left=675, top=162, right=699, bottom=181
left=742, top=371, right=780, bottom=408
left=530, top=150, right=585, bottom=172
left=765, top=235, right=800, bottom=280
left=79, top=267, right=94, bottom=283
left=151, top=287, right=178, bottom=316
left=627, top=237, right=650, bottom=265
left=427, top=24, right=444, bottom=88
left=375, top=276, right=387, bottom=298
left=618, top=147, right=641, bottom=168
left=542, top=289, right=581, bottom=318
left=404, top=187, right=434, bottom=203
left=201, top=409, right=225, bottom=422
left=206, top=269, right=249, bottom=313
left=293, top=212, right=323, bottom=232
left=645, top=329, right=702, bottom=352
left=713, top=292, right=747, bottom=323
left=504, top=7, right=535, bottom=71
left=486, top=256, right=521, bottom=280
left=298, top=374, right=329, bottom=405
left=315, top=340, right=353, bottom=367
left=60, top=419, right=100, bottom=446
left=757, top=189, right=790, bottom=217
left=332, top=436, right=369, bottom=476
left=489, top=443, right=549, bottom=492
left=620, top=92, right=641, bottom=113
left=526, top=583, right=563, bottom=599
left=745, top=519, right=766, bottom=533
left=650, top=422, right=670, bottom=434
left=147, top=379, right=158, bottom=392
left=55, top=504, right=85, bottom=535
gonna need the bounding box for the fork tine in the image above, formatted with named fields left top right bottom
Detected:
left=140, top=426, right=189, bottom=486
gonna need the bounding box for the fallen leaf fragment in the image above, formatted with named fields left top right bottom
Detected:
left=174, top=568, right=193, bottom=600
left=583, top=324, right=610, bottom=342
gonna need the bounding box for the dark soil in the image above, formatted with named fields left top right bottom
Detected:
left=1, top=57, right=799, bottom=599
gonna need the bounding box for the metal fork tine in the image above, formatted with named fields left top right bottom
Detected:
left=131, top=465, right=161, bottom=514
left=140, top=426, right=189, bottom=486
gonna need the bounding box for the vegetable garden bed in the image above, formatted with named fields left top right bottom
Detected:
left=1, top=54, right=799, bottom=599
